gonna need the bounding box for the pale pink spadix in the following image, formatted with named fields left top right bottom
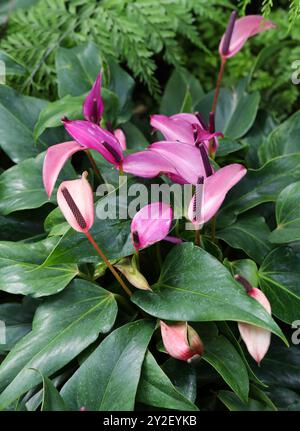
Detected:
left=131, top=202, right=173, bottom=251
left=160, top=321, right=204, bottom=362
left=57, top=172, right=94, bottom=233
left=235, top=275, right=271, bottom=364
left=219, top=15, right=276, bottom=59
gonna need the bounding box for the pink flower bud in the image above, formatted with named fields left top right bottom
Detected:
left=83, top=73, right=104, bottom=125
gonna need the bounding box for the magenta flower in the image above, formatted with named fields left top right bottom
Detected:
left=150, top=113, right=222, bottom=153
left=235, top=275, right=271, bottom=364
left=122, top=150, right=178, bottom=179
left=188, top=163, right=247, bottom=225
left=219, top=14, right=276, bottom=59
left=83, top=73, right=104, bottom=124
left=57, top=172, right=94, bottom=233
left=160, top=321, right=204, bottom=362
left=131, top=202, right=173, bottom=251
left=114, top=128, right=127, bottom=151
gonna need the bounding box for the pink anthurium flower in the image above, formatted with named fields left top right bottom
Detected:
left=149, top=141, right=210, bottom=185
left=114, top=128, right=127, bottom=151
left=131, top=202, right=173, bottom=251
left=150, top=113, right=222, bottom=153
left=122, top=150, right=178, bottom=179
left=62, top=118, right=124, bottom=166
left=188, top=163, right=247, bottom=225
left=57, top=171, right=94, bottom=233
left=83, top=73, right=104, bottom=124
left=235, top=275, right=271, bottom=364
left=160, top=321, right=204, bottom=362
left=219, top=14, right=276, bottom=59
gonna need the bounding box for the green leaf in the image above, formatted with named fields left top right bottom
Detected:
left=0, top=300, right=36, bottom=353
left=259, top=110, right=300, bottom=164
left=136, top=351, right=198, bottom=411
left=163, top=359, right=197, bottom=403
left=0, top=51, right=26, bottom=76
left=61, top=320, right=155, bottom=411
left=36, top=372, right=66, bottom=411
left=219, top=154, right=300, bottom=225
left=0, top=86, right=66, bottom=163
left=218, top=390, right=273, bottom=411
left=0, top=238, right=78, bottom=297
left=0, top=279, right=117, bottom=410
left=0, top=213, right=43, bottom=241
left=33, top=94, right=84, bottom=141
left=225, top=259, right=259, bottom=288
left=252, top=341, right=300, bottom=391
left=217, top=215, right=272, bottom=264
left=0, top=152, right=75, bottom=215
left=196, top=87, right=260, bottom=140
left=132, top=243, right=286, bottom=343
left=259, top=246, right=300, bottom=324
left=216, top=138, right=248, bottom=158
left=122, top=122, right=149, bottom=150
left=269, top=181, right=300, bottom=244
left=56, top=42, right=102, bottom=98
left=160, top=69, right=204, bottom=116
left=203, top=335, right=249, bottom=403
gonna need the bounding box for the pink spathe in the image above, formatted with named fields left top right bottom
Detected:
left=83, top=73, right=104, bottom=124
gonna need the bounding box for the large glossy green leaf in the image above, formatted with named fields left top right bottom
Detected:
left=203, top=335, right=249, bottom=403
left=0, top=152, right=75, bottom=215
left=259, top=111, right=300, bottom=164
left=218, top=390, right=273, bottom=411
left=0, top=279, right=117, bottom=410
left=0, top=238, right=78, bottom=297
left=0, top=212, right=43, bottom=241
left=132, top=243, right=286, bottom=342
left=259, top=246, right=300, bottom=324
left=163, top=359, right=197, bottom=403
left=56, top=42, right=102, bottom=98
left=196, top=87, right=260, bottom=140
left=37, top=372, right=66, bottom=411
left=136, top=351, right=198, bottom=411
left=0, top=86, right=65, bottom=163
left=217, top=215, right=272, bottom=264
left=61, top=320, right=155, bottom=411
left=160, top=69, right=204, bottom=116
left=251, top=341, right=300, bottom=390
left=219, top=154, right=300, bottom=225
left=0, top=300, right=36, bottom=353
left=269, top=182, right=300, bottom=244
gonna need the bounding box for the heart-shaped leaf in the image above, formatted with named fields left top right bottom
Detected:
left=132, top=243, right=286, bottom=343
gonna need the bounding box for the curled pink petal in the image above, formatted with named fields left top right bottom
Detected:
left=57, top=172, right=94, bottom=233
left=151, top=114, right=195, bottom=144
left=149, top=141, right=207, bottom=185
left=219, top=15, right=276, bottom=59
left=114, top=128, right=127, bottom=151
left=122, top=150, right=178, bottom=178
left=160, top=321, right=204, bottom=362
left=83, top=73, right=104, bottom=124
left=131, top=202, right=173, bottom=250
left=63, top=119, right=123, bottom=166
left=238, top=287, right=271, bottom=364
left=43, top=141, right=85, bottom=198
left=188, top=163, right=247, bottom=225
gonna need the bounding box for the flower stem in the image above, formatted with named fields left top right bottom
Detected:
left=85, top=231, right=132, bottom=297
left=211, top=215, right=217, bottom=242
left=85, top=150, right=104, bottom=183
left=212, top=57, right=226, bottom=114
left=195, top=227, right=201, bottom=247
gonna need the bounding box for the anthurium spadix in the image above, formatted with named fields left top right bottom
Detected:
left=235, top=275, right=271, bottom=364
left=160, top=321, right=204, bottom=362
left=83, top=73, right=104, bottom=124
left=219, top=14, right=276, bottom=59
left=57, top=172, right=132, bottom=297
left=131, top=202, right=173, bottom=251
left=188, top=163, right=247, bottom=225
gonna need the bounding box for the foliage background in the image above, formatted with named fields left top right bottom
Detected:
left=0, top=0, right=299, bottom=412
